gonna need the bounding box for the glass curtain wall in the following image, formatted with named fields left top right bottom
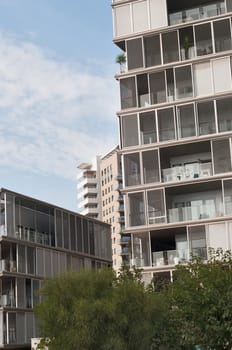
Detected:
left=139, top=111, right=156, bottom=144
left=128, top=192, right=145, bottom=226
left=121, top=115, right=139, bottom=147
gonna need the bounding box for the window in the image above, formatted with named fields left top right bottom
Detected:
left=127, top=38, right=143, bottom=70
left=149, top=71, right=166, bottom=104
left=197, top=101, right=216, bottom=135
left=120, top=77, right=137, bottom=109
left=195, top=23, right=213, bottom=56
left=194, top=62, right=212, bottom=96
left=144, top=35, right=161, bottom=67
left=128, top=192, right=145, bottom=226
left=179, top=26, right=195, bottom=60
left=177, top=104, right=196, bottom=138
left=124, top=153, right=141, bottom=186
left=212, top=57, right=231, bottom=93
left=224, top=179, right=232, bottom=215
left=212, top=138, right=232, bottom=174
left=132, top=232, right=151, bottom=267
left=139, top=111, right=156, bottom=145
left=157, top=108, right=176, bottom=141
left=216, top=97, right=232, bottom=132
left=147, top=190, right=165, bottom=224
left=137, top=74, right=149, bottom=107
left=213, top=19, right=232, bottom=53
left=175, top=65, right=193, bottom=99
left=121, top=114, right=139, bottom=147
left=142, top=150, right=160, bottom=184
left=162, top=31, right=179, bottom=63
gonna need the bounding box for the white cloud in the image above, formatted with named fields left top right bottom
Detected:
left=0, top=32, right=119, bottom=179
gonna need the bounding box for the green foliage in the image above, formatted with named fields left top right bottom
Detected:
left=155, top=249, right=232, bottom=350
left=115, top=53, right=126, bottom=65
left=36, top=267, right=165, bottom=350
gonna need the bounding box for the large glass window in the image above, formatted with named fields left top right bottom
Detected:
left=166, top=69, right=175, bottom=102
left=212, top=138, right=232, bottom=174
left=124, top=153, right=141, bottom=187
left=162, top=31, right=179, bottom=63
left=175, top=65, right=193, bottom=99
left=179, top=26, right=195, bottom=60
left=213, top=19, right=232, bottom=53
left=121, top=114, right=139, bottom=147
left=55, top=210, right=62, bottom=248
left=120, top=77, right=137, bottom=109
left=132, top=232, right=151, bottom=267
left=127, top=38, right=143, bottom=70
left=139, top=111, right=156, bottom=145
left=147, top=190, right=165, bottom=224
left=63, top=212, right=69, bottom=250
left=197, top=101, right=216, bottom=135
left=157, top=108, right=176, bottom=141
left=212, top=57, right=232, bottom=93
left=194, top=62, right=212, bottom=96
left=144, top=35, right=161, bottom=67
left=195, top=23, right=213, bottom=56
left=189, top=226, right=207, bottom=259
left=137, top=74, right=149, bottom=107
left=224, top=179, right=232, bottom=215
left=177, top=104, right=196, bottom=138
left=142, top=150, right=160, bottom=184
left=70, top=215, right=76, bottom=252
left=216, top=97, right=232, bottom=132
left=149, top=71, right=166, bottom=105
left=128, top=192, right=145, bottom=226
left=76, top=217, right=83, bottom=253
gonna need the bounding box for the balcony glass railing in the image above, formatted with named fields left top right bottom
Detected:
left=169, top=1, right=225, bottom=25
left=162, top=162, right=212, bottom=182
left=168, top=202, right=223, bottom=223
left=152, top=247, right=207, bottom=267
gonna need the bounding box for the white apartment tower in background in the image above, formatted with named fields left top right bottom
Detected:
left=112, top=0, right=232, bottom=283
left=77, top=156, right=102, bottom=220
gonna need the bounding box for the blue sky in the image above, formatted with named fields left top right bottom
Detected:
left=0, top=0, right=120, bottom=211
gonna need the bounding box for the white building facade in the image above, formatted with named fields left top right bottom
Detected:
left=112, top=0, right=232, bottom=283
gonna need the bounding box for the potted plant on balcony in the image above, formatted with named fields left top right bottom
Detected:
left=116, top=53, right=126, bottom=73
left=182, top=36, right=192, bottom=60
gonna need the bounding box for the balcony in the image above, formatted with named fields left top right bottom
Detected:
left=120, top=236, right=131, bottom=244
left=118, top=216, right=125, bottom=223
left=163, top=162, right=212, bottom=183
left=0, top=294, right=16, bottom=307
left=152, top=247, right=207, bottom=267
left=169, top=1, right=225, bottom=26
left=168, top=201, right=223, bottom=224
left=0, top=260, right=17, bottom=273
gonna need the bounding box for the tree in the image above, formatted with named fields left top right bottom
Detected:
left=35, top=267, right=165, bottom=350
left=154, top=249, right=232, bottom=350
left=116, top=53, right=126, bottom=73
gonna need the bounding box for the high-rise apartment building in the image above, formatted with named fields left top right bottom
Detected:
left=77, top=147, right=131, bottom=271
left=112, top=0, right=232, bottom=283
left=0, top=188, right=111, bottom=349
left=77, top=156, right=102, bottom=220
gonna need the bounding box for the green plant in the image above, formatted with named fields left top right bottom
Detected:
left=116, top=53, right=126, bottom=72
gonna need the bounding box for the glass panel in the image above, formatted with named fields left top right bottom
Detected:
left=6, top=194, right=14, bottom=237
left=124, top=153, right=141, bottom=186
left=137, top=74, right=149, bottom=107
left=132, top=232, right=151, bottom=267
left=18, top=245, right=25, bottom=273
left=189, top=226, right=207, bottom=259
left=139, top=111, right=156, bottom=145
left=8, top=313, right=16, bottom=344
left=195, top=23, right=213, bottom=56
left=127, top=38, right=143, bottom=70
left=76, top=217, right=83, bottom=252
left=27, top=247, right=35, bottom=275
left=197, top=101, right=216, bottom=135
left=162, top=31, right=179, bottom=63
left=63, top=212, right=69, bottom=250
left=227, top=0, right=232, bottom=12
left=55, top=210, right=62, bottom=248
left=25, top=279, right=32, bottom=308
left=175, top=65, right=193, bottom=100
left=147, top=190, right=165, bottom=224
left=213, top=19, right=232, bottom=52
left=128, top=192, right=145, bottom=226
left=149, top=71, right=166, bottom=104
left=33, top=280, right=40, bottom=306
left=83, top=220, right=89, bottom=254
left=179, top=26, right=195, bottom=60
left=121, top=114, right=139, bottom=147
left=217, top=97, right=232, bottom=132
left=70, top=215, right=76, bottom=251
left=144, top=35, right=161, bottom=67
left=89, top=222, right=95, bottom=255
left=177, top=104, right=196, bottom=138
left=213, top=138, right=232, bottom=174
left=224, top=179, right=232, bottom=215
left=194, top=62, right=212, bottom=96
left=166, top=69, right=175, bottom=102
left=120, top=77, right=137, bottom=109
left=212, top=57, right=231, bottom=93
left=142, top=150, right=160, bottom=184
left=157, top=108, right=176, bottom=141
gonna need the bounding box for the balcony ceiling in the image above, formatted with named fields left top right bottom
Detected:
left=167, top=0, right=216, bottom=13
left=165, top=179, right=221, bottom=195
left=160, top=140, right=210, bottom=158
